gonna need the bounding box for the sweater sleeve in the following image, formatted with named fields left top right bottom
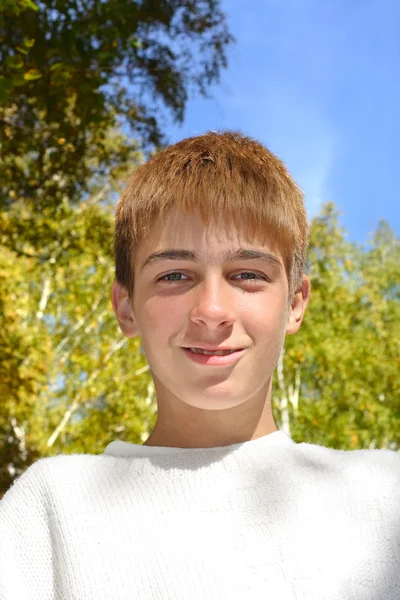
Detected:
left=0, top=459, right=55, bottom=600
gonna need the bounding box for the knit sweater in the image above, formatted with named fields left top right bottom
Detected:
left=1, top=430, right=399, bottom=600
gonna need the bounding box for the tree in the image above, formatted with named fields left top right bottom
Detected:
left=0, top=188, right=156, bottom=498
left=275, top=203, right=400, bottom=451
left=0, top=241, right=51, bottom=494
left=0, top=0, right=234, bottom=211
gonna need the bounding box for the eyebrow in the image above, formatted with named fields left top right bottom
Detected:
left=140, top=248, right=283, bottom=272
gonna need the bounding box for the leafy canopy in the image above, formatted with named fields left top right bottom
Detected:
left=0, top=0, right=234, bottom=210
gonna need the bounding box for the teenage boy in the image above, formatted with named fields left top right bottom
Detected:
left=1, top=131, right=399, bottom=600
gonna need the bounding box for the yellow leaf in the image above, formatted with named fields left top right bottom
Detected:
left=23, top=68, right=42, bottom=81
left=57, top=138, right=66, bottom=145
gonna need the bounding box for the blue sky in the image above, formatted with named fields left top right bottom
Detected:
left=163, top=0, right=400, bottom=246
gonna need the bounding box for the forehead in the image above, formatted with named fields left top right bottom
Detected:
left=137, top=207, right=282, bottom=261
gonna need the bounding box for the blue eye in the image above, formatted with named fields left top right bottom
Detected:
left=235, top=272, right=265, bottom=281
left=158, top=272, right=267, bottom=283
left=159, top=272, right=189, bottom=282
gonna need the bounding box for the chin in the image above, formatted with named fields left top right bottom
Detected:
left=182, top=391, right=248, bottom=411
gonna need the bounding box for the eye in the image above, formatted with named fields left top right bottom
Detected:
left=157, top=272, right=267, bottom=283
left=158, top=272, right=190, bottom=282
left=233, top=272, right=267, bottom=283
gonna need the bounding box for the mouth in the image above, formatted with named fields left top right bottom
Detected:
left=183, top=347, right=243, bottom=356
left=182, top=347, right=246, bottom=366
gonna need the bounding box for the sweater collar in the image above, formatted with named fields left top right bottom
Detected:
left=103, top=430, right=295, bottom=457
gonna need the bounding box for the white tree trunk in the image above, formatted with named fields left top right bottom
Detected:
left=275, top=347, right=301, bottom=437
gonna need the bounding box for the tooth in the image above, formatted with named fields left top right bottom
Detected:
left=189, top=348, right=235, bottom=356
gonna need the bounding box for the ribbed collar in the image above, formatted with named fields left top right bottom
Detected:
left=103, top=430, right=295, bottom=457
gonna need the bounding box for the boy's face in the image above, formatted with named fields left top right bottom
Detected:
left=112, top=207, right=310, bottom=442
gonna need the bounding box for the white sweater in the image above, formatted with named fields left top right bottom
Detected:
left=1, top=430, right=399, bottom=600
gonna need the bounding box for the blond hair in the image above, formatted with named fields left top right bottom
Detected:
left=114, top=130, right=309, bottom=303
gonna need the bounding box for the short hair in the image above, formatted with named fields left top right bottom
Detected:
left=114, top=130, right=309, bottom=303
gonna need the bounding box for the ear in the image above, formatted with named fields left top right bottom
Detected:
left=111, top=280, right=139, bottom=338
left=286, top=275, right=311, bottom=335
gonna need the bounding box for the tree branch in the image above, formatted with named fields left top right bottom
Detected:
left=47, top=337, right=148, bottom=448
left=53, top=272, right=110, bottom=357
left=36, top=276, right=51, bottom=320
left=276, top=347, right=291, bottom=436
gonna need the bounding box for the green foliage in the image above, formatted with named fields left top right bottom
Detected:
left=0, top=191, right=156, bottom=497
left=0, top=0, right=234, bottom=210
left=276, top=203, right=400, bottom=451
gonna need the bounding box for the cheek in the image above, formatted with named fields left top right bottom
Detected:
left=141, top=297, right=183, bottom=333
left=244, top=297, right=287, bottom=332
left=246, top=302, right=288, bottom=359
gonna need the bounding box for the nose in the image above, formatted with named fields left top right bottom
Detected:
left=189, top=277, right=237, bottom=329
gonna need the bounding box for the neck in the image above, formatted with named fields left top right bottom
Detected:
left=143, top=378, right=278, bottom=449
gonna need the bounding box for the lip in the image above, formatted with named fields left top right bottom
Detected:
left=183, top=344, right=244, bottom=351
left=182, top=347, right=246, bottom=366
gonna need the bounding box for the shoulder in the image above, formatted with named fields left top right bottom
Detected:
left=295, top=441, right=400, bottom=496
left=1, top=453, right=104, bottom=506
left=296, top=439, right=400, bottom=470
